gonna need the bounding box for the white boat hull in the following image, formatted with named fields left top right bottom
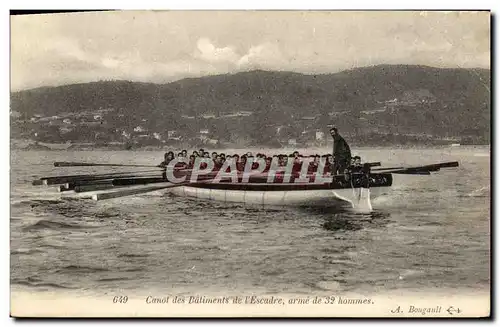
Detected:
left=167, top=185, right=392, bottom=212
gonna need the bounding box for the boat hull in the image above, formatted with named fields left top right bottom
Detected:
left=166, top=172, right=392, bottom=212
left=167, top=184, right=392, bottom=212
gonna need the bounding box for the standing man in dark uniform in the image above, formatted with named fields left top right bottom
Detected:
left=330, top=127, right=352, bottom=175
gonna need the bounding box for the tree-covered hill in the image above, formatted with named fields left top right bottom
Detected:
left=10, top=64, right=490, bottom=146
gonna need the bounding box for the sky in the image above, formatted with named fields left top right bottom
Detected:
left=10, top=10, right=490, bottom=91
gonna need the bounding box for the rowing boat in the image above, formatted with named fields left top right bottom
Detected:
left=32, top=160, right=459, bottom=213
left=167, top=173, right=392, bottom=212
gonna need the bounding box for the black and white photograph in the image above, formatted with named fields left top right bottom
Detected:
left=9, top=10, right=490, bottom=317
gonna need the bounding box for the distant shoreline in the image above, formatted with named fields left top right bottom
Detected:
left=10, top=141, right=491, bottom=152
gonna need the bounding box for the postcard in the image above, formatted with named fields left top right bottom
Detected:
left=10, top=10, right=490, bottom=318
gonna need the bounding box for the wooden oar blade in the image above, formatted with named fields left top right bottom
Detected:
left=36, top=169, right=161, bottom=182
left=434, top=161, right=459, bottom=169
left=68, top=174, right=217, bottom=201
left=389, top=169, right=432, bottom=175
left=43, top=176, right=111, bottom=186
left=54, top=162, right=109, bottom=167
left=71, top=180, right=114, bottom=187
left=111, top=177, right=166, bottom=186
left=365, top=162, right=381, bottom=167
left=75, top=184, right=122, bottom=193
left=57, top=185, right=73, bottom=192
left=372, top=166, right=404, bottom=171
left=42, top=172, right=160, bottom=185
left=54, top=161, right=161, bottom=168
left=373, top=161, right=459, bottom=174
left=91, top=183, right=179, bottom=201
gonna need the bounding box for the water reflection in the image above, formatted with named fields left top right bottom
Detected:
left=321, top=210, right=391, bottom=232
left=322, top=218, right=363, bottom=231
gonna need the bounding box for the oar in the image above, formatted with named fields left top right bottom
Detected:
left=69, top=172, right=219, bottom=200
left=374, top=162, right=460, bottom=175
left=74, top=184, right=129, bottom=193
left=112, top=177, right=166, bottom=186
left=58, top=182, right=131, bottom=193
left=89, top=179, right=216, bottom=201
left=54, top=161, right=164, bottom=168
left=59, top=171, right=212, bottom=192
left=372, top=166, right=405, bottom=171
left=35, top=170, right=161, bottom=186
left=58, top=174, right=168, bottom=191
left=61, top=182, right=175, bottom=200
left=385, top=169, right=432, bottom=175
left=42, top=172, right=161, bottom=186
left=69, top=179, right=116, bottom=187
left=37, top=169, right=161, bottom=181
left=364, top=162, right=381, bottom=167
left=67, top=177, right=185, bottom=193
left=373, top=161, right=459, bottom=173
left=110, top=171, right=220, bottom=186
left=58, top=179, right=116, bottom=192
left=89, top=183, right=179, bottom=201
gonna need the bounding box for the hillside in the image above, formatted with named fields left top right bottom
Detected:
left=10, top=65, right=491, bottom=147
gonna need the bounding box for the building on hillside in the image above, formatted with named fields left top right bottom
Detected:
left=134, top=126, right=146, bottom=133
left=206, top=138, right=219, bottom=145
left=167, top=130, right=178, bottom=139
left=401, top=89, right=437, bottom=105
left=48, top=120, right=66, bottom=127
left=361, top=108, right=387, bottom=115
left=59, top=127, right=73, bottom=134
left=221, top=112, right=239, bottom=118
left=169, top=136, right=182, bottom=141
left=328, top=111, right=350, bottom=117
left=199, top=129, right=210, bottom=141
left=10, top=110, right=22, bottom=118
left=316, top=131, right=325, bottom=141
left=81, top=121, right=105, bottom=127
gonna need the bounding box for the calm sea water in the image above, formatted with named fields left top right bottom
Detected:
left=10, top=147, right=490, bottom=298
